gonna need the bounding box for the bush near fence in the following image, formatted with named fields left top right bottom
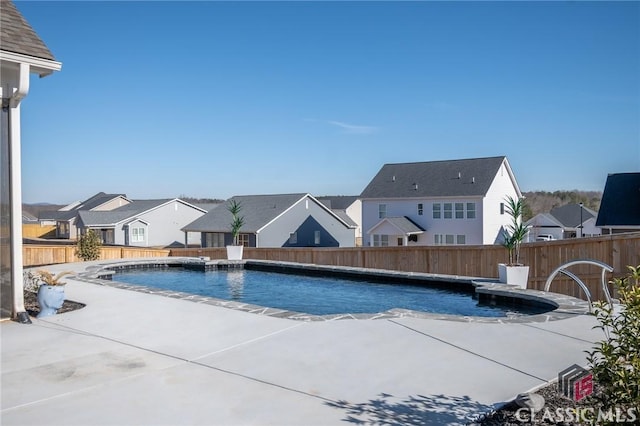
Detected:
left=169, top=233, right=640, bottom=302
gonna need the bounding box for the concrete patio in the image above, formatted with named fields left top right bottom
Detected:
left=1, top=260, right=603, bottom=425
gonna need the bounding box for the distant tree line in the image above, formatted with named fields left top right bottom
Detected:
left=178, top=195, right=225, bottom=204
left=521, top=190, right=602, bottom=221
left=22, top=191, right=601, bottom=224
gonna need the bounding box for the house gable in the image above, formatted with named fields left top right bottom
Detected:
left=185, top=193, right=356, bottom=247
left=257, top=194, right=356, bottom=247
left=282, top=216, right=340, bottom=247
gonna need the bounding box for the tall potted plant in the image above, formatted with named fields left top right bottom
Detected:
left=226, top=199, right=245, bottom=261
left=498, top=195, right=530, bottom=288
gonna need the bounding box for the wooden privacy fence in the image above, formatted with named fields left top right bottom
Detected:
left=170, top=233, right=640, bottom=302
left=23, top=245, right=170, bottom=267
left=22, top=224, right=56, bottom=239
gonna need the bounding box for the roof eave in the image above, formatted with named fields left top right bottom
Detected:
left=0, top=50, right=62, bottom=77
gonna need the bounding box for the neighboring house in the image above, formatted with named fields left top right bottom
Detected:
left=183, top=193, right=357, bottom=248
left=21, top=210, right=38, bottom=223
left=1, top=0, right=62, bottom=321
left=525, top=203, right=600, bottom=241
left=360, top=156, right=522, bottom=247
left=76, top=198, right=206, bottom=247
left=45, top=192, right=131, bottom=239
left=596, top=173, right=640, bottom=235
left=316, top=196, right=362, bottom=246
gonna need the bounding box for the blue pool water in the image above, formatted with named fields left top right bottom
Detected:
left=113, top=268, right=550, bottom=317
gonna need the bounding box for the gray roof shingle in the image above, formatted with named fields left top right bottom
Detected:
left=360, top=156, right=508, bottom=199
left=549, top=203, right=597, bottom=228
left=316, top=196, right=359, bottom=210
left=55, top=192, right=129, bottom=221
left=1, top=0, right=56, bottom=60
left=183, top=194, right=309, bottom=233
left=78, top=199, right=173, bottom=226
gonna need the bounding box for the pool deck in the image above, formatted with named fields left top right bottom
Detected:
left=2, top=259, right=603, bottom=425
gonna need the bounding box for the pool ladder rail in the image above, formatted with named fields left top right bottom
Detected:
left=543, top=259, right=615, bottom=313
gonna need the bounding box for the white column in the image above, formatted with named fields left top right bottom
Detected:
left=9, top=63, right=30, bottom=322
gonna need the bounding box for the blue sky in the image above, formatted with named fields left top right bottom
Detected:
left=17, top=1, right=640, bottom=204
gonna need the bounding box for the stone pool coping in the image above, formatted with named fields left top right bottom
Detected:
left=72, top=257, right=591, bottom=323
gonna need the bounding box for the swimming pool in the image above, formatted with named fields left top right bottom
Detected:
left=112, top=265, right=552, bottom=318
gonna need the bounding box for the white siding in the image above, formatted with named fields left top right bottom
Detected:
left=483, top=161, right=520, bottom=245
left=362, top=198, right=483, bottom=246
left=345, top=199, right=362, bottom=241
left=129, top=201, right=205, bottom=247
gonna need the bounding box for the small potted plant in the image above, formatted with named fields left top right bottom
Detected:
left=498, top=195, right=530, bottom=288
left=226, top=199, right=245, bottom=261
left=33, top=270, right=72, bottom=318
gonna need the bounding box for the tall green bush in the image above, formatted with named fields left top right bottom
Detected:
left=75, top=229, right=102, bottom=261
left=502, top=196, right=528, bottom=265
left=586, top=265, right=640, bottom=413
left=227, top=200, right=245, bottom=246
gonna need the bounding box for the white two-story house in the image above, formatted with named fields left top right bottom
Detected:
left=360, top=156, right=522, bottom=247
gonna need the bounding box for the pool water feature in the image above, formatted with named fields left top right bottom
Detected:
left=112, top=266, right=552, bottom=318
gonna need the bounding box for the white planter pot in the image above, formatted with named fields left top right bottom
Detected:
left=498, top=264, right=530, bottom=289
left=226, top=245, right=244, bottom=261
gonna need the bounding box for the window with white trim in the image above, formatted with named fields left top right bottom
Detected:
left=205, top=232, right=225, bottom=247
left=444, top=203, right=453, bottom=219
left=314, top=231, right=321, bottom=245
left=289, top=232, right=297, bottom=244
left=433, top=203, right=441, bottom=219
left=434, top=234, right=466, bottom=245
left=455, top=203, right=464, bottom=219
left=131, top=227, right=145, bottom=243
left=237, top=234, right=250, bottom=247
left=466, top=203, right=476, bottom=219
left=378, top=204, right=387, bottom=219
left=418, top=203, right=423, bottom=216
left=373, top=235, right=389, bottom=247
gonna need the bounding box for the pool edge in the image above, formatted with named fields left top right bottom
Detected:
left=72, top=257, right=591, bottom=323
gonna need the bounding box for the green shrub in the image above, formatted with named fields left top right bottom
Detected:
left=586, top=265, right=640, bottom=413
left=75, top=229, right=102, bottom=261
left=501, top=196, right=528, bottom=265
left=227, top=200, right=245, bottom=246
